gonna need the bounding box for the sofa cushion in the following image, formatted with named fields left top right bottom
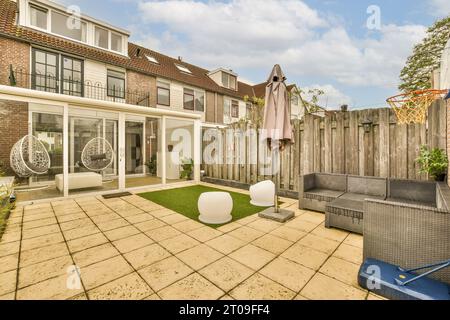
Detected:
left=339, top=192, right=385, bottom=202
left=314, top=173, right=347, bottom=191
left=347, top=176, right=387, bottom=197
left=388, top=179, right=436, bottom=206
left=304, top=189, right=345, bottom=202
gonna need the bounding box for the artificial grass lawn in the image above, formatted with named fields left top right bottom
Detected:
left=139, top=185, right=273, bottom=227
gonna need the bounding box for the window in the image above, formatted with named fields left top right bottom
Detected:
left=111, top=33, right=123, bottom=52
left=222, top=72, right=237, bottom=90
left=224, top=99, right=231, bottom=118
left=291, top=95, right=299, bottom=106
left=145, top=55, right=159, bottom=64
left=175, top=64, right=192, bottom=74
left=95, top=26, right=109, bottom=49
left=157, top=82, right=170, bottom=106
left=183, top=89, right=204, bottom=112
left=29, top=5, right=48, bottom=30
left=183, top=89, right=195, bottom=111
left=51, top=11, right=86, bottom=42
left=231, top=100, right=239, bottom=118
left=107, top=70, right=125, bottom=98
left=32, top=48, right=58, bottom=93
left=62, top=56, right=83, bottom=96
left=195, top=91, right=205, bottom=112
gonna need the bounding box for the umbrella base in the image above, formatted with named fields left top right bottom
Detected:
left=258, top=208, right=295, bottom=223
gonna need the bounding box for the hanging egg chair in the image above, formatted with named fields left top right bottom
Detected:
left=9, top=135, right=51, bottom=178
left=81, top=137, right=114, bottom=172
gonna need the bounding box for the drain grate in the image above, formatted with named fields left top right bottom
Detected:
left=102, top=192, right=133, bottom=199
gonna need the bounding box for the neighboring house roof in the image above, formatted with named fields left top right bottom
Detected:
left=252, top=82, right=299, bottom=99
left=0, top=0, right=252, bottom=100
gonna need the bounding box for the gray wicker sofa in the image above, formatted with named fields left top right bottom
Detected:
left=363, top=182, right=450, bottom=285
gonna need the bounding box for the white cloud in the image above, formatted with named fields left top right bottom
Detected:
left=302, top=84, right=353, bottom=109
left=133, top=0, right=426, bottom=90
left=428, top=0, right=450, bottom=17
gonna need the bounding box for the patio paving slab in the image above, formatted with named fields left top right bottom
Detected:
left=158, top=273, right=224, bottom=300
left=112, top=233, right=154, bottom=254
left=0, top=269, right=16, bottom=296
left=0, top=241, right=20, bottom=258
left=159, top=234, right=200, bottom=254
left=18, top=255, right=73, bottom=288
left=227, top=226, right=264, bottom=243
left=67, top=233, right=109, bottom=253
left=0, top=253, right=18, bottom=273
left=16, top=273, right=84, bottom=300
left=187, top=226, right=222, bottom=242
left=205, top=234, right=246, bottom=255
left=281, top=244, right=329, bottom=271
left=230, top=273, right=296, bottom=300
left=87, top=273, right=153, bottom=300
left=72, top=243, right=120, bottom=267
left=199, top=256, right=254, bottom=292
left=20, top=242, right=69, bottom=267
left=124, top=244, right=171, bottom=270
left=138, top=256, right=193, bottom=292
left=229, top=244, right=276, bottom=271
left=333, top=243, right=363, bottom=265
left=319, top=257, right=361, bottom=288
left=259, top=257, right=315, bottom=292
left=300, top=273, right=367, bottom=300
left=176, top=244, right=224, bottom=270
left=252, top=234, right=293, bottom=255
left=80, top=256, right=133, bottom=290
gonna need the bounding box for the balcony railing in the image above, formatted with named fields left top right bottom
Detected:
left=7, top=66, right=151, bottom=107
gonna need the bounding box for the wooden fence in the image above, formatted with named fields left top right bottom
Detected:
left=202, top=100, right=447, bottom=193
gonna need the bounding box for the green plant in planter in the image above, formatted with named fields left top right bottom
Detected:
left=145, top=155, right=157, bottom=175
left=416, top=145, right=449, bottom=181
left=180, top=158, right=194, bottom=180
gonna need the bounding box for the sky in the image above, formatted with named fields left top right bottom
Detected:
left=55, top=0, right=450, bottom=109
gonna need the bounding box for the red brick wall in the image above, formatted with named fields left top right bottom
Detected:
left=126, top=70, right=157, bottom=107
left=0, top=37, right=30, bottom=87
left=0, top=100, right=29, bottom=176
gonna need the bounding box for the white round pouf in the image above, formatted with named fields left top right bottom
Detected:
left=250, top=180, right=275, bottom=207
left=198, top=192, right=233, bottom=224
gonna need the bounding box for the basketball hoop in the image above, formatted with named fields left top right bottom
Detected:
left=386, top=89, right=447, bottom=124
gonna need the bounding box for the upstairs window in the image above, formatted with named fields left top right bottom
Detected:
left=222, top=72, right=237, bottom=90
left=111, top=33, right=123, bottom=53
left=51, top=11, right=87, bottom=42
left=95, top=26, right=109, bottom=49
left=183, top=88, right=204, bottom=112
left=175, top=64, right=192, bottom=74
left=107, top=70, right=125, bottom=99
left=157, top=82, right=170, bottom=106
left=291, top=95, right=299, bottom=105
left=231, top=100, right=239, bottom=118
left=29, top=5, right=48, bottom=30
left=183, top=89, right=195, bottom=111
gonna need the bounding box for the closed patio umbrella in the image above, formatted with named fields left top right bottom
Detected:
left=259, top=64, right=295, bottom=222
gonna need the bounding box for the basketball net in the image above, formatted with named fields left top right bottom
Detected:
left=386, top=89, right=447, bottom=124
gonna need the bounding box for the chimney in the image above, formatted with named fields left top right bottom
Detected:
left=178, top=56, right=182, bottom=62
left=136, top=48, right=141, bottom=58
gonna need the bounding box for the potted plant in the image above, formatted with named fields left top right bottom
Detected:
left=145, top=155, right=157, bottom=175
left=416, top=146, right=448, bottom=181
left=180, top=158, right=194, bottom=180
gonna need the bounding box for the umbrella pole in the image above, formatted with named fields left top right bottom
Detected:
left=273, top=147, right=279, bottom=213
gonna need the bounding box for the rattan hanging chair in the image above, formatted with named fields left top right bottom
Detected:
left=81, top=137, right=114, bottom=172
left=9, top=135, right=51, bottom=178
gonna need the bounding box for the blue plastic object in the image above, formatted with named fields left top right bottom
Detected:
left=445, top=90, right=450, bottom=100
left=358, top=258, right=450, bottom=300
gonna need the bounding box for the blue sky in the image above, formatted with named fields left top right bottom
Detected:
left=57, top=0, right=450, bottom=109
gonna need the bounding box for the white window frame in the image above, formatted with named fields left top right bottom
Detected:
left=175, top=64, right=192, bottom=74
left=183, top=87, right=205, bottom=113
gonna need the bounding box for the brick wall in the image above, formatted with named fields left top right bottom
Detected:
left=126, top=70, right=157, bottom=107
left=0, top=100, right=29, bottom=175
left=0, top=37, right=30, bottom=87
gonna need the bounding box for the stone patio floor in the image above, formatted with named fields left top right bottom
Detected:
left=0, top=182, right=384, bottom=300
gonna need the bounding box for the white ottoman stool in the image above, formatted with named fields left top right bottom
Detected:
left=198, top=192, right=233, bottom=224
left=250, top=180, right=275, bottom=207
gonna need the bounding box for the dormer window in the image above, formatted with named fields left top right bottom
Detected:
left=145, top=55, right=159, bottom=64
left=175, top=64, right=192, bottom=74
left=29, top=4, right=47, bottom=30
left=51, top=10, right=87, bottom=42
left=222, top=72, right=237, bottom=90
left=23, top=1, right=129, bottom=55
